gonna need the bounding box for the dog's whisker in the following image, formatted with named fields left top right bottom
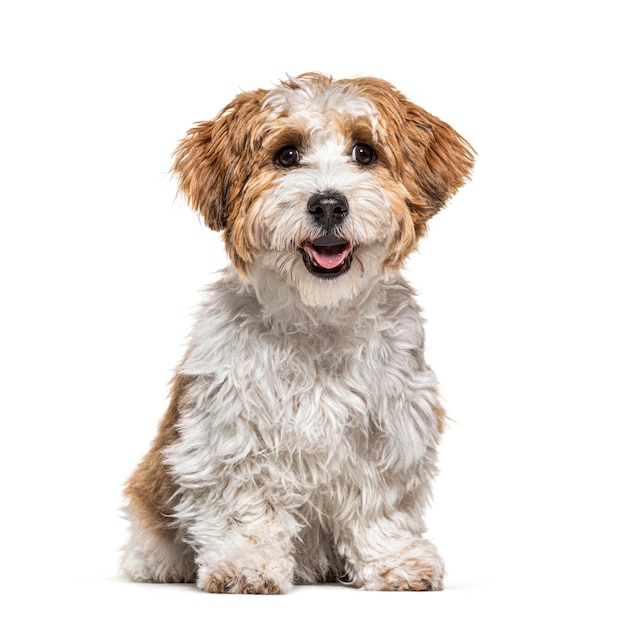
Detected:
left=354, top=253, right=365, bottom=277
left=276, top=252, right=293, bottom=274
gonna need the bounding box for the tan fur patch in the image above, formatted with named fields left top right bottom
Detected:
left=349, top=76, right=474, bottom=268
left=124, top=373, right=193, bottom=535
left=432, top=400, right=448, bottom=436
left=172, top=89, right=272, bottom=276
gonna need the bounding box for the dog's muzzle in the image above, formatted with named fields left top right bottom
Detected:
left=300, top=193, right=354, bottom=278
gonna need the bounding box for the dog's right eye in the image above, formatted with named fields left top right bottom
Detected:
left=275, top=146, right=300, bottom=168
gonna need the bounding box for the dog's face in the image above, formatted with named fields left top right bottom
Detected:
left=173, top=73, right=473, bottom=307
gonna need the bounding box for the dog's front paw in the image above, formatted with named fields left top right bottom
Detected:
left=352, top=542, right=445, bottom=591
left=374, top=557, right=444, bottom=591
left=197, top=563, right=292, bottom=594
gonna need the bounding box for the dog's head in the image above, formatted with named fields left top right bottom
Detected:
left=173, top=73, right=474, bottom=307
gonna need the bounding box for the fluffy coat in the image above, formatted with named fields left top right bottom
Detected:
left=121, top=73, right=473, bottom=593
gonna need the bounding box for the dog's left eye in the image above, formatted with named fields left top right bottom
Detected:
left=275, top=146, right=301, bottom=168
left=352, top=143, right=376, bottom=166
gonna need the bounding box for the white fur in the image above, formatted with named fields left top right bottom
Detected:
left=262, top=76, right=380, bottom=137
left=121, top=270, right=444, bottom=590
left=121, top=510, right=196, bottom=583
left=250, top=89, right=395, bottom=308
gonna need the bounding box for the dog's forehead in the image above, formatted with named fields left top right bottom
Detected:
left=262, top=78, right=380, bottom=134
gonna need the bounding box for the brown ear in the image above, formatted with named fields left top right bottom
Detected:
left=407, top=103, right=474, bottom=206
left=399, top=101, right=475, bottom=233
left=350, top=77, right=474, bottom=238
left=172, top=89, right=268, bottom=230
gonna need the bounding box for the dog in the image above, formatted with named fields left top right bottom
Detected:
left=121, top=73, right=474, bottom=593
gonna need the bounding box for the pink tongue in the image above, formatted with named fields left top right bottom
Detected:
left=309, top=245, right=351, bottom=269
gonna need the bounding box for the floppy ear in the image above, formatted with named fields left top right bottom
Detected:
left=399, top=101, right=475, bottom=234
left=172, top=89, right=268, bottom=230
left=351, top=77, right=474, bottom=238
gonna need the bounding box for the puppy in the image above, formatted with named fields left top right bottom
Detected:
left=121, top=73, right=474, bottom=593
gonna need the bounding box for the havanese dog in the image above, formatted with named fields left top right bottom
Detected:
left=121, top=73, right=474, bottom=593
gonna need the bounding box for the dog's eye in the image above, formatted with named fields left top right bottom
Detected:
left=275, top=146, right=300, bottom=168
left=352, top=143, right=376, bottom=166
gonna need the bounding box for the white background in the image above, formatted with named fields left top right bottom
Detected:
left=2, top=1, right=624, bottom=620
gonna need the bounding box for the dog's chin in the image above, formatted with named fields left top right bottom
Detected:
left=298, top=234, right=356, bottom=280
left=253, top=240, right=391, bottom=311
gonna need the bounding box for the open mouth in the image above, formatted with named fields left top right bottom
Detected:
left=299, top=234, right=354, bottom=279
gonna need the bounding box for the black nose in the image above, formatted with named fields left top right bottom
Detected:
left=307, top=193, right=349, bottom=230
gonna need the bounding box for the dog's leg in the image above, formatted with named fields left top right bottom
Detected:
left=121, top=508, right=196, bottom=583
left=338, top=512, right=445, bottom=591
left=188, top=503, right=298, bottom=594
